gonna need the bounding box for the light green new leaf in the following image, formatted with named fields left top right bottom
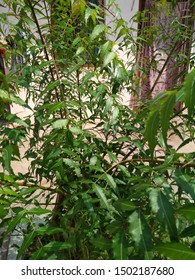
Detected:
left=183, top=68, right=195, bottom=117
left=85, top=7, right=96, bottom=24
left=160, top=91, right=176, bottom=144
left=129, top=211, right=153, bottom=259
left=177, top=204, right=195, bottom=220
left=52, top=119, right=69, bottom=129
left=144, top=109, right=160, bottom=156
left=149, top=189, right=178, bottom=239
left=0, top=187, right=18, bottom=197
left=111, top=107, right=119, bottom=125
left=155, top=243, right=195, bottom=260
left=0, top=89, right=11, bottom=102
left=76, top=46, right=85, bottom=56
left=112, top=231, right=128, bottom=260
left=103, top=52, right=116, bottom=67
left=90, top=24, right=106, bottom=41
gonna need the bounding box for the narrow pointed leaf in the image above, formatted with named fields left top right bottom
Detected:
left=17, top=231, right=37, bottom=259
left=6, top=210, right=26, bottom=234
left=144, top=109, right=160, bottom=156
left=129, top=211, right=153, bottom=259
left=177, top=204, right=195, bottom=220
left=149, top=189, right=178, bottom=239
left=112, top=231, right=128, bottom=260
left=93, top=237, right=112, bottom=250
left=155, top=243, right=195, bottom=260
left=90, top=24, right=105, bottom=41
left=93, top=184, right=110, bottom=211
left=180, top=225, right=195, bottom=238
left=183, top=68, right=195, bottom=117
left=30, top=242, right=72, bottom=260
left=160, top=91, right=176, bottom=143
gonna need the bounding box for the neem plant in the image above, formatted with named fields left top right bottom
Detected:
left=0, top=0, right=194, bottom=259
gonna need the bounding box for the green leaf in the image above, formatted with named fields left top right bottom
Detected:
left=103, top=52, right=116, bottom=67
left=69, top=126, right=84, bottom=134
left=0, top=187, right=18, bottom=197
left=93, top=183, right=110, bottom=211
left=0, top=89, right=11, bottom=102
left=36, top=226, right=64, bottom=235
left=89, top=156, right=98, bottom=166
left=2, top=145, right=13, bottom=174
left=93, top=237, right=112, bottom=250
left=177, top=204, right=195, bottom=220
left=6, top=210, right=26, bottom=234
left=90, top=24, right=106, bottom=41
left=160, top=91, right=176, bottom=144
left=76, top=46, right=85, bottom=56
left=149, top=189, right=178, bottom=239
left=103, top=96, right=113, bottom=116
left=129, top=211, right=153, bottom=259
left=174, top=169, right=195, bottom=200
left=112, top=231, right=128, bottom=260
left=17, top=230, right=37, bottom=259
left=180, top=225, right=195, bottom=238
left=42, top=80, right=60, bottom=95
left=183, top=68, right=195, bottom=117
left=0, top=205, right=8, bottom=219
left=155, top=243, right=195, bottom=260
left=27, top=208, right=52, bottom=215
left=105, top=174, right=117, bottom=190
left=85, top=7, right=96, bottom=24
left=114, top=199, right=136, bottom=212
left=30, top=241, right=72, bottom=260
left=144, top=109, right=160, bottom=156
left=52, top=119, right=69, bottom=129
left=111, top=107, right=119, bottom=125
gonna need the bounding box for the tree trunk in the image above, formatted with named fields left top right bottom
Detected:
left=131, top=0, right=193, bottom=109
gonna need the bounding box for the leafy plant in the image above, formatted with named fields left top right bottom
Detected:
left=0, top=0, right=195, bottom=260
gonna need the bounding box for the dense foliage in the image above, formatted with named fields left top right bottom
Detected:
left=0, top=0, right=195, bottom=259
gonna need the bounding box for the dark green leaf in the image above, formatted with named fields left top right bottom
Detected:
left=112, top=231, right=128, bottom=260
left=174, top=169, right=195, bottom=200
left=114, top=199, right=136, bottom=212
left=149, top=189, right=178, bottom=239
left=144, top=109, right=160, bottom=156
left=6, top=210, right=26, bottom=234
left=177, top=204, right=195, bottom=220
left=30, top=241, right=72, bottom=260
left=180, top=225, right=195, bottom=238
left=160, top=91, right=176, bottom=144
left=183, top=68, right=195, bottom=117
left=93, top=237, right=112, bottom=250
left=17, top=231, right=37, bottom=259
left=155, top=243, right=195, bottom=260
left=129, top=211, right=153, bottom=259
